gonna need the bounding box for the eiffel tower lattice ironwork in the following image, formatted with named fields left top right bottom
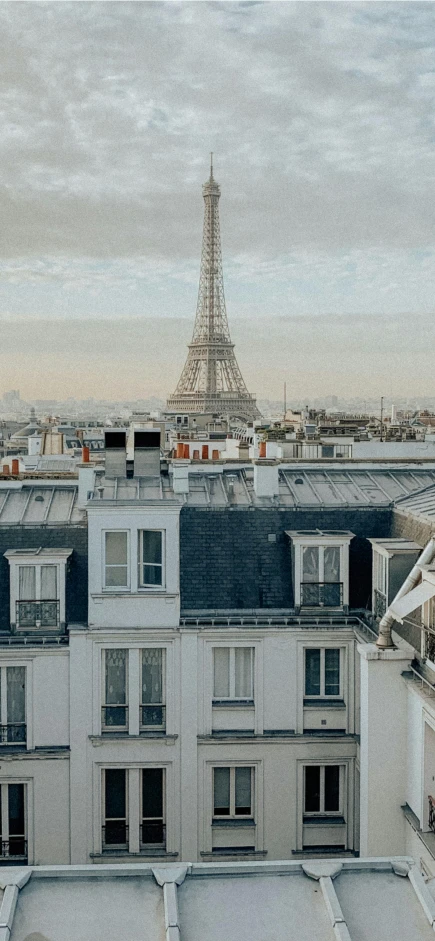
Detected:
left=167, top=157, right=260, bottom=421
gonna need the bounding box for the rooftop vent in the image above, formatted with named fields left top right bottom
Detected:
left=133, top=429, right=161, bottom=478
left=104, top=430, right=127, bottom=478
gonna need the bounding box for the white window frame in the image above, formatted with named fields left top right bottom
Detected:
left=287, top=532, right=353, bottom=609
left=98, top=764, right=172, bottom=856
left=141, top=767, right=166, bottom=848
left=102, top=768, right=128, bottom=850
left=4, top=549, right=71, bottom=630
left=212, top=766, right=255, bottom=819
left=101, top=649, right=129, bottom=733
left=0, top=781, right=28, bottom=860
left=0, top=665, right=27, bottom=746
left=138, top=530, right=165, bottom=591
left=303, top=763, right=345, bottom=818
left=102, top=530, right=130, bottom=591
left=304, top=647, right=343, bottom=700
left=100, top=646, right=167, bottom=736
left=140, top=648, right=166, bottom=731
left=212, top=646, right=254, bottom=702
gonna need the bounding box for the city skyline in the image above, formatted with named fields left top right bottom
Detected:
left=1, top=2, right=435, bottom=399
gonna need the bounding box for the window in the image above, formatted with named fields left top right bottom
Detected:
left=141, top=649, right=165, bottom=729
left=104, top=532, right=128, bottom=588
left=102, top=650, right=128, bottom=731
left=138, top=531, right=163, bottom=588
left=304, top=765, right=341, bottom=816
left=142, top=769, right=165, bottom=845
left=213, top=767, right=253, bottom=818
left=103, top=769, right=128, bottom=848
left=0, top=783, right=27, bottom=860
left=213, top=648, right=254, bottom=700
left=305, top=648, right=341, bottom=698
left=373, top=552, right=387, bottom=595
left=302, top=546, right=341, bottom=606
left=5, top=549, right=71, bottom=632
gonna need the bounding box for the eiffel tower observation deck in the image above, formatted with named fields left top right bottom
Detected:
left=167, top=158, right=261, bottom=421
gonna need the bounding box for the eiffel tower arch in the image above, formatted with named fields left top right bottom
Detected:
left=167, top=159, right=261, bottom=421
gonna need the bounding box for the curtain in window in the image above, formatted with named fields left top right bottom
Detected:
left=214, top=767, right=230, bottom=814
left=41, top=565, right=57, bottom=599
left=302, top=547, right=319, bottom=582
left=234, top=648, right=253, bottom=698
left=142, top=649, right=163, bottom=703
left=18, top=567, right=35, bottom=601
left=7, top=667, right=25, bottom=725
left=235, top=767, right=252, bottom=814
left=324, top=547, right=340, bottom=583
left=105, top=650, right=126, bottom=704
left=213, top=648, right=230, bottom=698
left=105, top=532, right=128, bottom=587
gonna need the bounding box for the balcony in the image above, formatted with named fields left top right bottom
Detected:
left=0, top=838, right=27, bottom=861
left=102, top=823, right=128, bottom=848
left=373, top=589, right=387, bottom=619
left=140, top=704, right=166, bottom=731
left=141, top=821, right=166, bottom=845
left=101, top=705, right=128, bottom=732
left=301, top=583, right=343, bottom=607
left=0, top=724, right=26, bottom=746
left=16, top=600, right=60, bottom=630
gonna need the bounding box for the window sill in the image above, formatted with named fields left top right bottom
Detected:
left=90, top=733, right=177, bottom=744
left=212, top=819, right=255, bottom=828
left=303, top=815, right=345, bottom=826
left=93, top=592, right=176, bottom=599
left=303, top=699, right=346, bottom=709
left=92, top=850, right=178, bottom=859
left=212, top=700, right=255, bottom=708
left=201, top=849, right=267, bottom=858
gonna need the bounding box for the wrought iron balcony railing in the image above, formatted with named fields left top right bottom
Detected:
left=373, top=589, right=387, bottom=620
left=102, top=823, right=129, bottom=847
left=429, top=795, right=435, bottom=834
left=424, top=630, right=435, bottom=665
left=0, top=724, right=26, bottom=745
left=101, top=705, right=128, bottom=730
left=140, top=704, right=166, bottom=730
left=301, top=582, right=343, bottom=607
left=141, top=821, right=166, bottom=845
left=0, top=838, right=27, bottom=859
left=16, top=600, right=60, bottom=629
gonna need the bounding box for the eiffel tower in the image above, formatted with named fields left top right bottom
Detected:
left=167, top=157, right=260, bottom=421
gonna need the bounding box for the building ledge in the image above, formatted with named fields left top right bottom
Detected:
left=212, top=819, right=255, bottom=829
left=292, top=848, right=357, bottom=858
left=303, top=699, right=346, bottom=709
left=198, top=731, right=357, bottom=744
left=91, top=851, right=179, bottom=860
left=200, top=849, right=267, bottom=859
left=303, top=816, right=346, bottom=826
left=403, top=803, right=435, bottom=860
left=212, top=700, right=254, bottom=708
left=89, top=734, right=178, bottom=744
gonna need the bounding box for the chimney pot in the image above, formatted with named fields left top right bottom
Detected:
left=2, top=464, right=10, bottom=475
left=259, top=441, right=267, bottom=458
left=82, top=445, right=90, bottom=463
left=183, top=443, right=190, bottom=459
left=11, top=459, right=19, bottom=475
left=202, top=445, right=209, bottom=460
left=193, top=449, right=199, bottom=460
left=212, top=449, right=219, bottom=460
left=176, top=442, right=184, bottom=459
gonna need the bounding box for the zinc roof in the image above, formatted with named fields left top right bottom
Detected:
left=0, top=484, right=84, bottom=525
left=394, top=483, right=435, bottom=525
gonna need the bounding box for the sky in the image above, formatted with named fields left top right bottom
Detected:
left=1, top=1, right=435, bottom=401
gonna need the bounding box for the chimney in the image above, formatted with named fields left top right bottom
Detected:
left=176, top=442, right=184, bottom=459
left=183, top=443, right=190, bottom=459
left=2, top=464, right=10, bottom=475
left=104, top=430, right=127, bottom=478
left=202, top=445, right=209, bottom=460
left=11, top=459, right=19, bottom=475
left=212, top=449, right=219, bottom=460
left=133, top=429, right=161, bottom=477
left=82, top=445, right=90, bottom=463
left=253, top=460, right=280, bottom=498
left=171, top=459, right=190, bottom=494
left=259, top=441, right=266, bottom=458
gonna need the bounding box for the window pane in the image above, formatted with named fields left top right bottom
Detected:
left=105, top=532, right=128, bottom=565
left=324, top=546, right=340, bottom=583
left=235, top=767, right=252, bottom=815
left=105, top=769, right=126, bottom=818
left=142, top=531, right=162, bottom=565
left=324, top=649, right=340, bottom=696
left=324, top=766, right=340, bottom=812
left=235, top=648, right=253, bottom=699
left=41, top=565, right=57, bottom=600
left=305, top=649, right=321, bottom=696
left=7, top=667, right=26, bottom=725
left=105, top=566, right=128, bottom=587
left=19, top=566, right=35, bottom=600
left=8, top=784, right=25, bottom=835
left=214, top=768, right=230, bottom=815
left=141, top=564, right=162, bottom=587
left=142, top=769, right=163, bottom=817
left=142, top=649, right=163, bottom=703
left=213, top=648, right=230, bottom=698
left=305, top=766, right=320, bottom=812
left=302, top=547, right=319, bottom=582
left=104, top=650, right=127, bottom=727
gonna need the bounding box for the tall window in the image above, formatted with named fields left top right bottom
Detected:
left=138, top=531, right=163, bottom=588
left=304, top=765, right=341, bottom=815
left=104, top=532, right=128, bottom=588
left=373, top=552, right=387, bottom=595
left=213, top=648, right=254, bottom=700
left=103, top=769, right=127, bottom=847
left=305, top=648, right=341, bottom=698
left=213, top=767, right=253, bottom=818
left=17, top=565, right=58, bottom=628
left=141, top=649, right=165, bottom=729
left=142, top=769, right=165, bottom=845
left=301, top=546, right=341, bottom=606
left=0, top=783, right=27, bottom=859
left=103, top=650, right=128, bottom=730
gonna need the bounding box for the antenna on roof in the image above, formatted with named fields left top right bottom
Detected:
left=210, top=151, right=214, bottom=179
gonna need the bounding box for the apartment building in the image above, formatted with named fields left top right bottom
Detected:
left=0, top=435, right=435, bottom=866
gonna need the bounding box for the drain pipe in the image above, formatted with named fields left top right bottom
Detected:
left=376, top=536, right=435, bottom=648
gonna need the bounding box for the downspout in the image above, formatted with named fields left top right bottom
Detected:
left=376, top=536, right=435, bottom=648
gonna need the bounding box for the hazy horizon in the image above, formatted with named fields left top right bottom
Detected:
left=1, top=2, right=435, bottom=401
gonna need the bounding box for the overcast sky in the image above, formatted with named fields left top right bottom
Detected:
left=1, top=1, right=435, bottom=402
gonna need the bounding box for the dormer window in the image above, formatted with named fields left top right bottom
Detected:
left=4, top=548, right=72, bottom=632
left=287, top=530, right=354, bottom=612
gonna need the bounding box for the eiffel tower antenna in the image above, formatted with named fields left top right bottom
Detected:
left=167, top=159, right=260, bottom=421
